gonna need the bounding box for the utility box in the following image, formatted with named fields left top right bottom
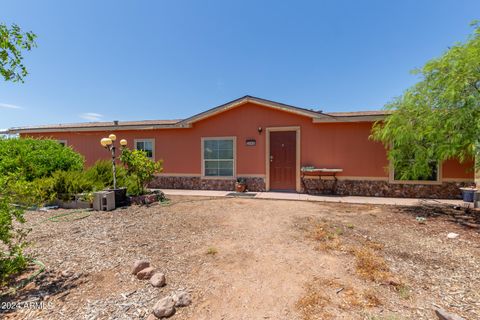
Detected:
left=93, top=191, right=116, bottom=211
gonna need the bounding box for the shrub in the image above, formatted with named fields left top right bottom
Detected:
left=124, top=174, right=143, bottom=196
left=50, top=170, right=95, bottom=201
left=0, top=181, right=30, bottom=285
left=5, top=176, right=56, bottom=206
left=0, top=109, right=86, bottom=287
left=84, top=160, right=128, bottom=191
left=0, top=137, right=84, bottom=181
left=31, top=176, right=57, bottom=204
left=9, top=161, right=135, bottom=204
left=120, top=149, right=163, bottom=195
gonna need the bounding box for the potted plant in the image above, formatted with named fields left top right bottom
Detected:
left=235, top=177, right=247, bottom=193
left=460, top=185, right=478, bottom=203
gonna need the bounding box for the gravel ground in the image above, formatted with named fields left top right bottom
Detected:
left=1, top=196, right=479, bottom=320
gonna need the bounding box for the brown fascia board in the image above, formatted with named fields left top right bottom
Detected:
left=7, top=120, right=183, bottom=134
left=179, top=95, right=334, bottom=125
left=314, top=110, right=392, bottom=123
left=5, top=97, right=391, bottom=134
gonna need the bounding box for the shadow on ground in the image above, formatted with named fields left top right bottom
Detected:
left=0, top=269, right=85, bottom=315
left=396, top=201, right=480, bottom=231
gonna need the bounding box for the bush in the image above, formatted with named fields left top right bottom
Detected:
left=50, top=170, right=95, bottom=201
left=124, top=174, right=143, bottom=196
left=120, top=149, right=163, bottom=195
left=0, top=183, right=29, bottom=286
left=35, top=161, right=133, bottom=201
left=10, top=161, right=136, bottom=203
left=0, top=137, right=84, bottom=181
left=5, top=176, right=56, bottom=206
left=0, top=130, right=84, bottom=286
left=84, top=160, right=128, bottom=191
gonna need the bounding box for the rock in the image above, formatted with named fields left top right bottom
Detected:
left=447, top=232, right=459, bottom=239
left=131, top=260, right=150, bottom=275
left=137, top=267, right=155, bottom=280
left=173, top=291, right=192, bottom=307
left=150, top=272, right=166, bottom=287
left=23, top=281, right=36, bottom=291
left=385, top=276, right=402, bottom=287
left=153, top=296, right=176, bottom=318
left=435, top=308, right=465, bottom=320
left=61, top=270, right=74, bottom=277
left=146, top=313, right=157, bottom=320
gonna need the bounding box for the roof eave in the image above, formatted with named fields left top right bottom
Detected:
left=179, top=95, right=327, bottom=125
left=7, top=123, right=185, bottom=134
left=313, top=114, right=388, bottom=123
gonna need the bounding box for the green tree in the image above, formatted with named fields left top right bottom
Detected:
left=120, top=149, right=163, bottom=195
left=0, top=138, right=84, bottom=181
left=0, top=22, right=37, bottom=288
left=0, top=138, right=84, bottom=286
left=0, top=23, right=37, bottom=83
left=0, top=180, right=29, bottom=285
left=371, top=23, right=480, bottom=180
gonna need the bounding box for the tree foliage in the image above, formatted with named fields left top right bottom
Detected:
left=0, top=185, right=29, bottom=285
left=0, top=22, right=38, bottom=287
left=0, top=138, right=82, bottom=285
left=120, top=149, right=163, bottom=195
left=0, top=138, right=84, bottom=181
left=0, top=23, right=37, bottom=83
left=371, top=23, right=480, bottom=180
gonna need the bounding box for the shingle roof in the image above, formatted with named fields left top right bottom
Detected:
left=4, top=119, right=182, bottom=133
left=325, top=110, right=393, bottom=117
left=11, top=119, right=180, bottom=130
left=4, top=96, right=391, bottom=134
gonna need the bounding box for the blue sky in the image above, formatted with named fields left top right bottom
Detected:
left=1, top=0, right=479, bottom=129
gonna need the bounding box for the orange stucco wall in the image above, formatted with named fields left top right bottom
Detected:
left=23, top=102, right=474, bottom=180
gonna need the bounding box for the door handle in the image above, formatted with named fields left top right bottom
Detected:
left=270, top=155, right=274, bottom=162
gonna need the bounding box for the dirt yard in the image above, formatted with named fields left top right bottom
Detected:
left=1, top=196, right=479, bottom=320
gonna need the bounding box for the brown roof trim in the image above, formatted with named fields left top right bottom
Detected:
left=179, top=95, right=334, bottom=125
left=314, top=110, right=392, bottom=123
left=325, top=110, right=393, bottom=117
left=7, top=120, right=182, bottom=134
left=5, top=96, right=390, bottom=134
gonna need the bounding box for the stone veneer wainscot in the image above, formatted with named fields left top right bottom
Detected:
left=150, top=175, right=467, bottom=199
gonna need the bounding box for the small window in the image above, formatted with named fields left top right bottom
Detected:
left=202, top=137, right=235, bottom=177
left=58, top=140, right=67, bottom=147
left=392, top=160, right=439, bottom=182
left=134, top=139, right=154, bottom=159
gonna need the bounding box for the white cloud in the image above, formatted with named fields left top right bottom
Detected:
left=80, top=112, right=103, bottom=121
left=0, top=103, right=23, bottom=109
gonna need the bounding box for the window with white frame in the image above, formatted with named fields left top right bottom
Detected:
left=135, top=139, right=154, bottom=159
left=203, top=138, right=235, bottom=177
left=57, top=140, right=67, bottom=147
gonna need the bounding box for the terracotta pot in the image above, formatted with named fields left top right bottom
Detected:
left=235, top=182, right=247, bottom=193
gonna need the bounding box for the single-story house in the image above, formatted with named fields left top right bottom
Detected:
left=5, top=96, right=475, bottom=198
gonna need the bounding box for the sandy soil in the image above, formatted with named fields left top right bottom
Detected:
left=1, top=196, right=479, bottom=319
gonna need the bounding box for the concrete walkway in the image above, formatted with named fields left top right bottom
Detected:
left=161, top=189, right=468, bottom=207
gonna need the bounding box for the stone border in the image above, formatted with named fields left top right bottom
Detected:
left=150, top=175, right=468, bottom=199
left=150, top=176, right=266, bottom=192
left=302, top=179, right=468, bottom=199
left=129, top=191, right=166, bottom=205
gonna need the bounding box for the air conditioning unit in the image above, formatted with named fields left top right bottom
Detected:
left=93, top=191, right=116, bottom=211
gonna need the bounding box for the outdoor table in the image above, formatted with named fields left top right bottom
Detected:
left=301, top=168, right=343, bottom=195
